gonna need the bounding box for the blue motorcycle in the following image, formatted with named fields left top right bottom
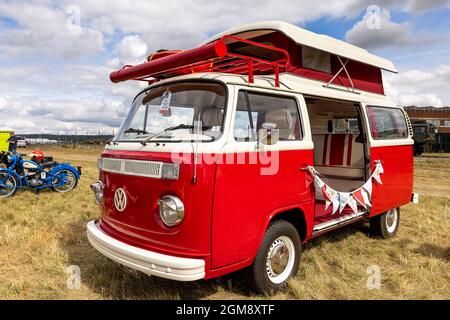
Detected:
left=0, top=152, right=81, bottom=198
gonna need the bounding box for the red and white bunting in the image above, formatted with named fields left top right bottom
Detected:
left=305, top=161, right=383, bottom=215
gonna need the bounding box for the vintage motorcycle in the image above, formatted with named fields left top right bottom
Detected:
left=0, top=152, right=81, bottom=198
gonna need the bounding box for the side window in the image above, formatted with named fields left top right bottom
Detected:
left=302, top=46, right=331, bottom=73
left=234, top=109, right=257, bottom=141
left=233, top=91, right=302, bottom=141
left=367, top=106, right=408, bottom=139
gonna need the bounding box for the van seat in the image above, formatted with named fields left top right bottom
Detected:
left=312, top=133, right=365, bottom=179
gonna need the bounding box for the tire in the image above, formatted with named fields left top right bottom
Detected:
left=370, top=208, right=400, bottom=239
left=0, top=173, right=18, bottom=198
left=52, top=170, right=78, bottom=193
left=248, top=220, right=301, bottom=294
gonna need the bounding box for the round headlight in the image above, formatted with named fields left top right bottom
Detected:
left=158, top=195, right=184, bottom=227
left=90, top=181, right=104, bottom=205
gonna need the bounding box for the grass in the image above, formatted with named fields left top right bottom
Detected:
left=421, top=153, right=450, bottom=158
left=0, top=146, right=448, bottom=300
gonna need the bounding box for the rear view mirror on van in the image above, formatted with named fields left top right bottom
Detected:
left=258, top=122, right=280, bottom=146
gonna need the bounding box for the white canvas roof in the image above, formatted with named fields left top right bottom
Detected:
left=204, top=21, right=398, bottom=73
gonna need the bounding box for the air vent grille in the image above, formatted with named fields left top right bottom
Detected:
left=102, top=158, right=163, bottom=178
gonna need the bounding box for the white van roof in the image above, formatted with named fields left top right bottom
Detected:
left=204, top=21, right=397, bottom=73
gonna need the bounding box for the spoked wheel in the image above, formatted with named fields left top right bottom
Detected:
left=248, top=220, right=301, bottom=294
left=0, top=172, right=18, bottom=198
left=370, top=208, right=400, bottom=238
left=266, top=236, right=296, bottom=284
left=53, top=170, right=78, bottom=193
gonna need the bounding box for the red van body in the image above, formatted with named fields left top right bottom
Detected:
left=87, top=22, right=416, bottom=291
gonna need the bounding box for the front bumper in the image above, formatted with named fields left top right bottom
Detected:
left=86, top=220, right=205, bottom=281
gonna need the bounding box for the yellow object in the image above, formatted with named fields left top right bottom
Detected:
left=0, top=128, right=14, bottom=152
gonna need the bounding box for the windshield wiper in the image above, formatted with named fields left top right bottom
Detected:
left=124, top=128, right=148, bottom=135
left=141, top=124, right=193, bottom=145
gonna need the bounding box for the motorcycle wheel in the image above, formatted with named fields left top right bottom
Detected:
left=53, top=170, right=78, bottom=193
left=0, top=172, right=18, bottom=198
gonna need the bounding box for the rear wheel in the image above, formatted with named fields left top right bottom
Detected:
left=370, top=208, right=400, bottom=238
left=249, top=220, right=301, bottom=294
left=53, top=170, right=78, bottom=193
left=0, top=172, right=18, bottom=198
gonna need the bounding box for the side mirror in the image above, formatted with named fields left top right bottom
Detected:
left=258, top=122, right=279, bottom=147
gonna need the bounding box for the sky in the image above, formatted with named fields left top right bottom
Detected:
left=0, top=0, right=450, bottom=134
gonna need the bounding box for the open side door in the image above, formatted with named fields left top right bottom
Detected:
left=364, top=105, right=414, bottom=216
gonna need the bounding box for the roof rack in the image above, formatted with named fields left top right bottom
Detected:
left=109, top=35, right=290, bottom=87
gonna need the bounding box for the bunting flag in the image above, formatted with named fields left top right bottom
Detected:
left=353, top=189, right=366, bottom=209
left=348, top=195, right=358, bottom=213
left=361, top=189, right=372, bottom=208
left=362, top=178, right=373, bottom=195
left=305, top=161, right=383, bottom=215
left=331, top=194, right=340, bottom=215
left=339, top=192, right=351, bottom=213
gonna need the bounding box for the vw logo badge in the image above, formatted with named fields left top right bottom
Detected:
left=114, top=188, right=127, bottom=212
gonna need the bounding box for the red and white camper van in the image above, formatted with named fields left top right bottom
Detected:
left=87, top=21, right=418, bottom=293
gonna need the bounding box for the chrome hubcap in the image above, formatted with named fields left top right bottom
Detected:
left=266, top=236, right=295, bottom=284
left=385, top=209, right=398, bottom=233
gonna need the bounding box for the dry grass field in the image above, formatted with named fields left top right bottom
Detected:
left=0, top=146, right=448, bottom=300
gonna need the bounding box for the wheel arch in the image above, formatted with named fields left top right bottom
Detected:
left=270, top=208, right=308, bottom=242
left=250, top=204, right=310, bottom=264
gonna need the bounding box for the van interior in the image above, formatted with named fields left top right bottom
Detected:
left=305, top=97, right=369, bottom=223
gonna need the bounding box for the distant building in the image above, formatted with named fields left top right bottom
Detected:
left=404, top=106, right=450, bottom=153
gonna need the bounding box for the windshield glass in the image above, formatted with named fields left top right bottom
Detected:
left=116, top=82, right=227, bottom=142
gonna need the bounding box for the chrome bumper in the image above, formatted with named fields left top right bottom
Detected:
left=86, top=220, right=205, bottom=281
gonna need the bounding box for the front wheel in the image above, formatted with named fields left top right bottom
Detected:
left=249, top=220, right=301, bottom=294
left=52, top=170, right=78, bottom=193
left=0, top=172, right=18, bottom=198
left=370, top=208, right=400, bottom=238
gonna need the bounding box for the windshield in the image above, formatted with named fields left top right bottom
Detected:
left=116, top=82, right=227, bottom=142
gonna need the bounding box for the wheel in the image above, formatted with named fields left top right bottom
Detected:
left=0, top=172, right=18, bottom=198
left=249, top=220, right=301, bottom=294
left=53, top=170, right=78, bottom=193
left=370, top=208, right=400, bottom=239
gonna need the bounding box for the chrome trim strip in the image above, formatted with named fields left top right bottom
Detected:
left=313, top=211, right=368, bottom=233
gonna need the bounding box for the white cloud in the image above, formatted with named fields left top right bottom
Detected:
left=0, top=0, right=104, bottom=59
left=1, top=0, right=449, bottom=133
left=57, top=0, right=369, bottom=52
left=345, top=9, right=441, bottom=50
left=0, top=62, right=145, bottom=134
left=384, top=65, right=450, bottom=107
left=2, top=0, right=449, bottom=59
left=114, top=35, right=148, bottom=64
left=398, top=0, right=450, bottom=13
left=348, top=0, right=450, bottom=14
left=1, top=95, right=127, bottom=134
left=0, top=97, right=12, bottom=111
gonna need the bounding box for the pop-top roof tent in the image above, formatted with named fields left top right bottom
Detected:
left=110, top=21, right=397, bottom=95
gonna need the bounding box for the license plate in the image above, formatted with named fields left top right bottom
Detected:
left=114, top=262, right=142, bottom=279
